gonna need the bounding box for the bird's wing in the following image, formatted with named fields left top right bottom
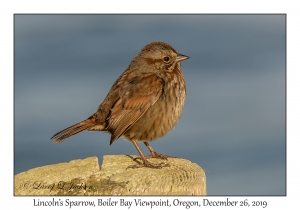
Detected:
left=106, top=73, right=163, bottom=144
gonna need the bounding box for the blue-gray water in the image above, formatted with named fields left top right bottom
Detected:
left=14, top=14, right=286, bottom=195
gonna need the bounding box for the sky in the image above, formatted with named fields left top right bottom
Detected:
left=14, top=14, right=286, bottom=195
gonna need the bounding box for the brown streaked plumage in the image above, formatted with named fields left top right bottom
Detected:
left=51, top=41, right=189, bottom=169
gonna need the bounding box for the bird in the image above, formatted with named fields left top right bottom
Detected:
left=51, top=41, right=189, bottom=169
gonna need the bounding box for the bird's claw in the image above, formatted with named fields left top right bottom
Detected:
left=126, top=160, right=170, bottom=169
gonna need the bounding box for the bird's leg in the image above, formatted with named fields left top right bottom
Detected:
left=127, top=140, right=170, bottom=169
left=143, top=142, right=176, bottom=160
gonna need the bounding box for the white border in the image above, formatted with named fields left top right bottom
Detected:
left=2, top=0, right=298, bottom=209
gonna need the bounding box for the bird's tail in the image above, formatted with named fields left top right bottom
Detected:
left=51, top=113, right=98, bottom=144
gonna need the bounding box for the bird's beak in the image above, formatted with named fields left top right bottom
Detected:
left=176, top=54, right=189, bottom=62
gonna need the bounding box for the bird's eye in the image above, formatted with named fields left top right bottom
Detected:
left=163, top=57, right=170, bottom=62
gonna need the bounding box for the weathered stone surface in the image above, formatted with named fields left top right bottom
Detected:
left=14, top=155, right=206, bottom=195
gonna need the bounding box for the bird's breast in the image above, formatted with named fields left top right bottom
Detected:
left=123, top=69, right=186, bottom=141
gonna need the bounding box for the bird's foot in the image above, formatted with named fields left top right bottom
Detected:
left=145, top=151, right=176, bottom=160
left=127, top=159, right=170, bottom=169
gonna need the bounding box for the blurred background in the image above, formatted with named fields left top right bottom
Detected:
left=14, top=14, right=285, bottom=195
